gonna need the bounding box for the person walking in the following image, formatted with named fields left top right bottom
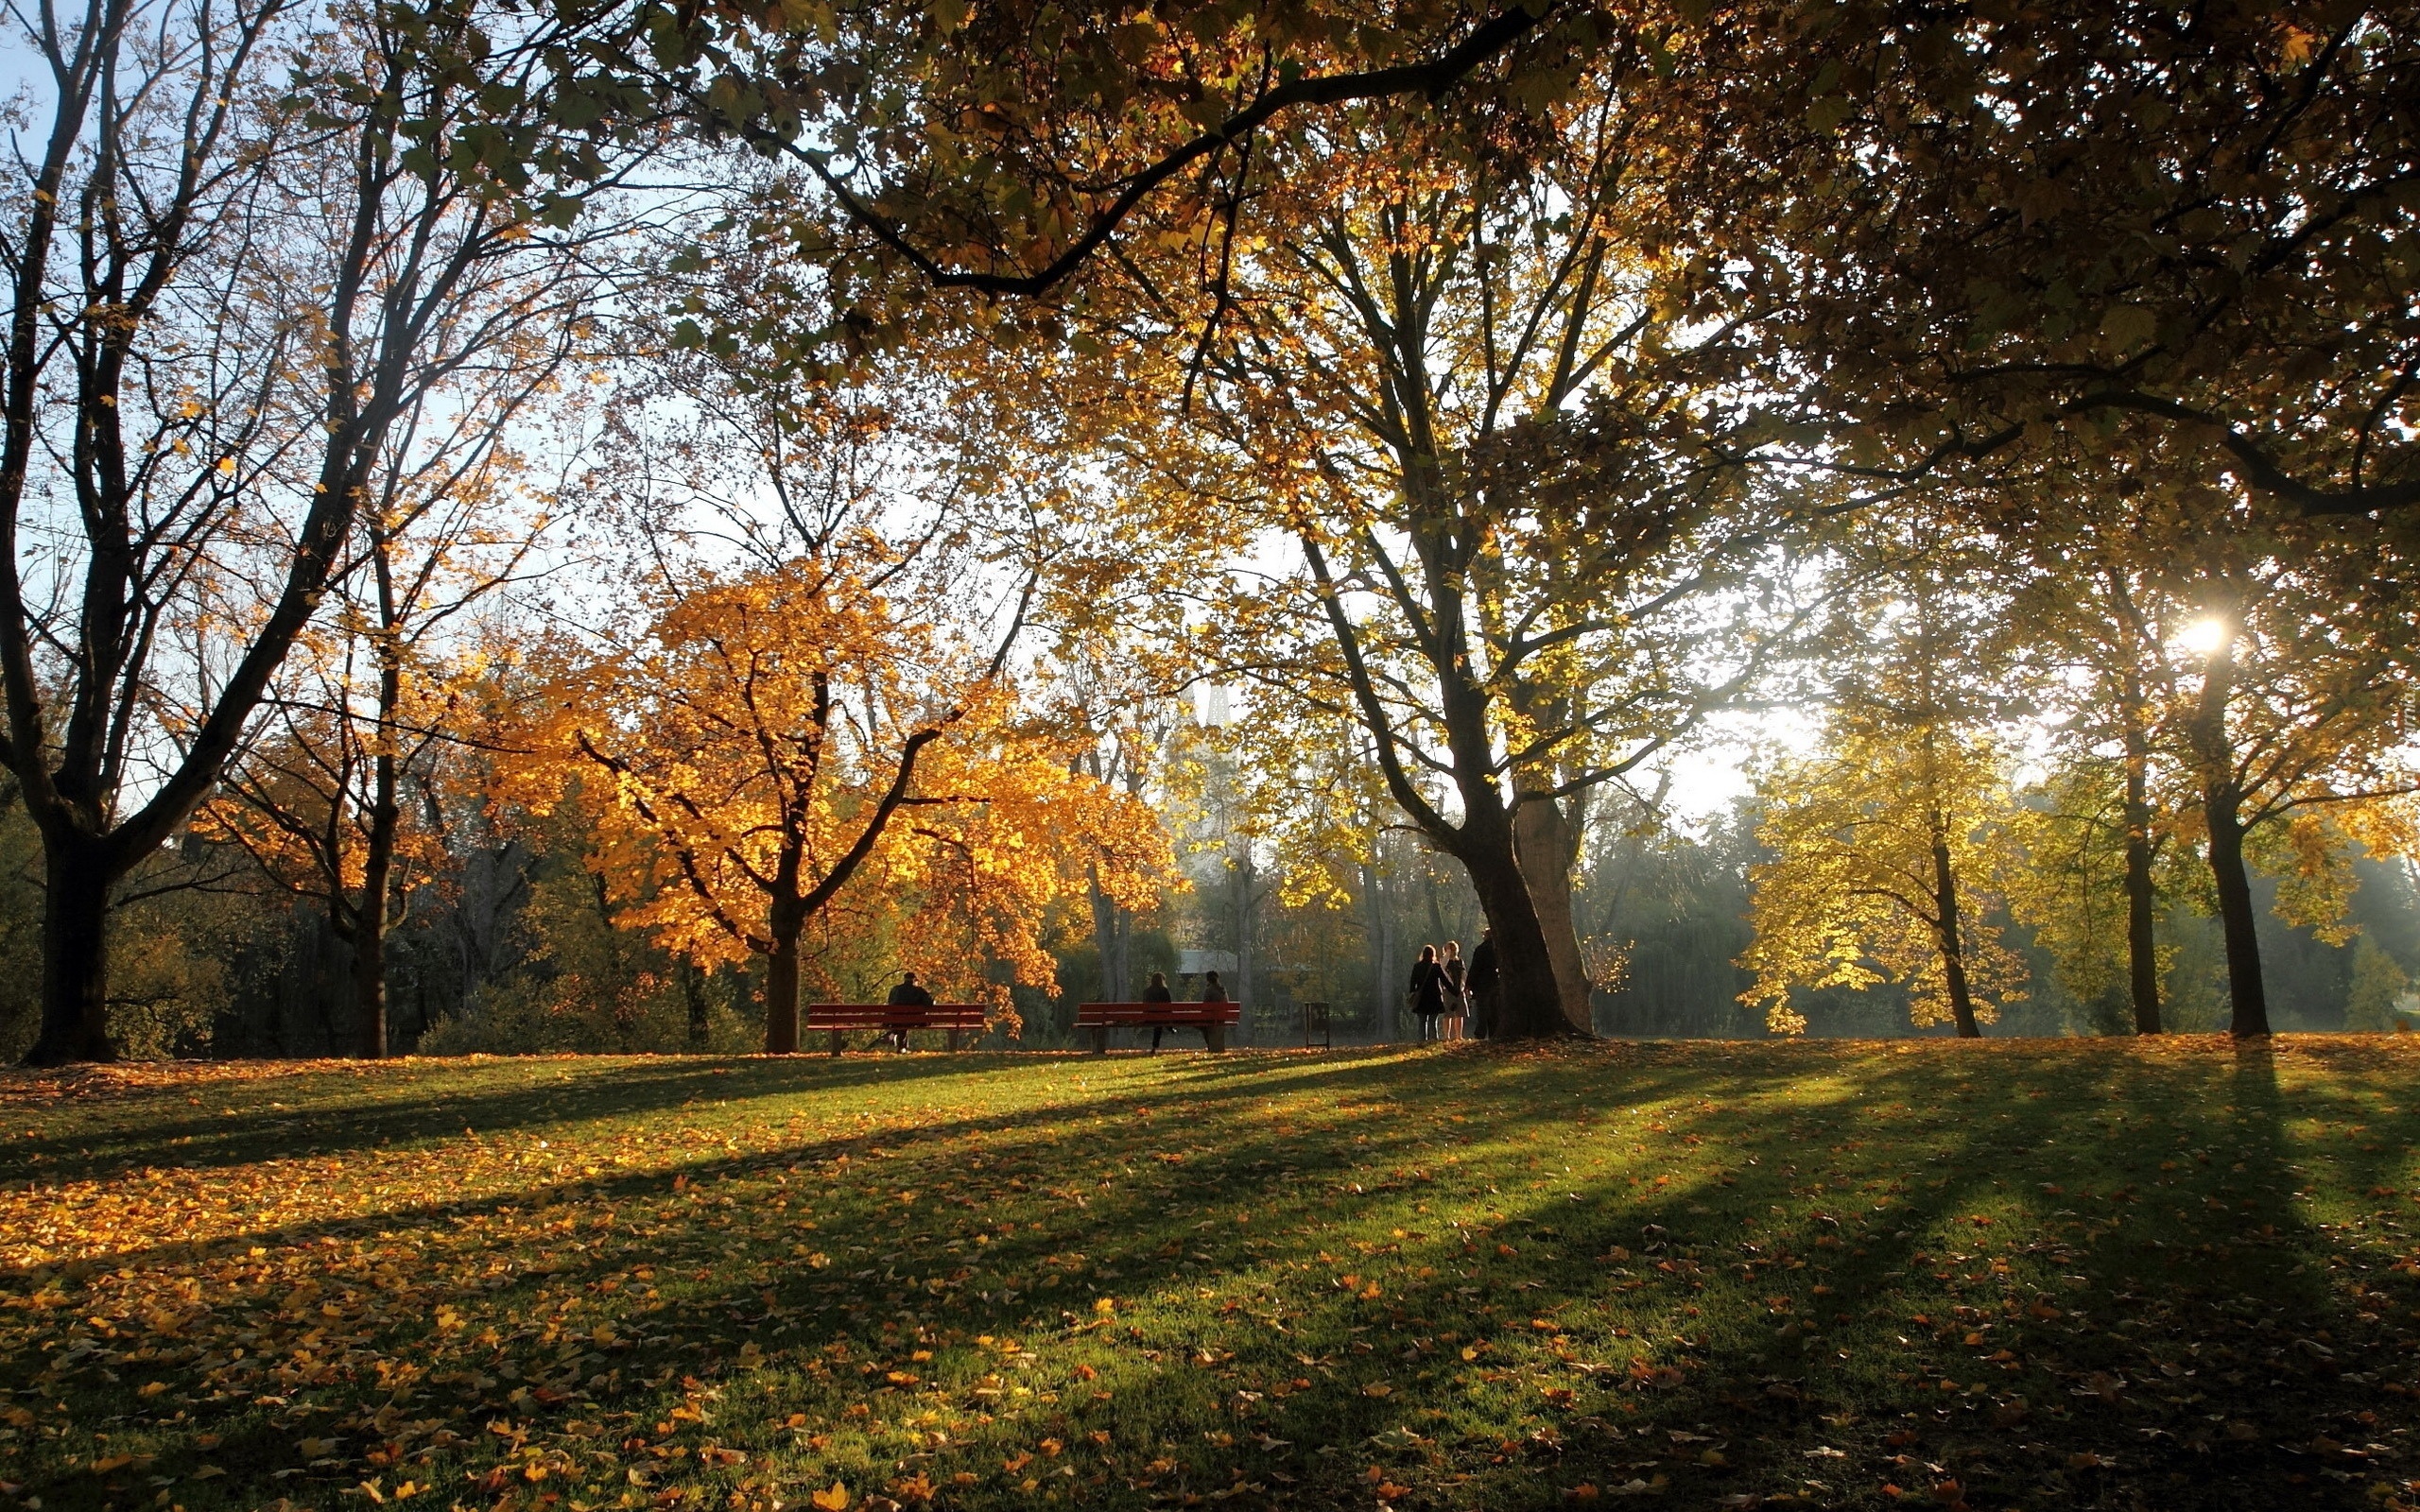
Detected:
left=884, top=971, right=933, bottom=1051
left=1466, top=927, right=1498, bottom=1040
left=1407, top=945, right=1446, bottom=1043
left=1143, top=971, right=1175, bottom=1053
left=1440, top=940, right=1469, bottom=1041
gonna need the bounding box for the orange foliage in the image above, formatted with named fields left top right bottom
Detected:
left=506, top=549, right=1169, bottom=1049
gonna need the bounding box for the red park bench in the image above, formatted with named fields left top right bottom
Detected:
left=801, top=1003, right=988, bottom=1057
left=1075, top=1001, right=1241, bottom=1054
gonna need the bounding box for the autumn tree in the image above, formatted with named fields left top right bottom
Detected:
left=1680, top=3, right=2420, bottom=524
left=523, top=543, right=1168, bottom=1052
left=1096, top=69, right=1806, bottom=1039
left=659, top=0, right=1584, bottom=326
left=1993, top=474, right=2202, bottom=1034
left=1743, top=534, right=2021, bottom=1039
left=1, top=0, right=653, bottom=1063
left=2345, top=938, right=2412, bottom=1034
left=520, top=255, right=1172, bottom=1050
left=1039, top=629, right=1193, bottom=1004
left=203, top=421, right=566, bottom=1057
left=2001, top=758, right=2189, bottom=1035
left=2168, top=507, right=2420, bottom=1038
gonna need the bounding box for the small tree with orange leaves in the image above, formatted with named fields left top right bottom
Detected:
left=515, top=548, right=1167, bottom=1052
left=510, top=260, right=1170, bottom=1049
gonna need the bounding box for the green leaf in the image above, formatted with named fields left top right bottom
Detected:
left=2099, top=303, right=2157, bottom=352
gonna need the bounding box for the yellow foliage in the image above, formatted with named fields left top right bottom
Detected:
left=1743, top=721, right=2023, bottom=1036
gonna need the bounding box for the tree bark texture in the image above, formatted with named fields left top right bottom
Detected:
left=25, top=834, right=115, bottom=1065
left=2190, top=635, right=2272, bottom=1038
left=2120, top=719, right=2163, bottom=1035
left=764, top=907, right=803, bottom=1056
left=1928, top=831, right=1982, bottom=1038
left=1460, top=832, right=1573, bottom=1039
left=352, top=693, right=401, bottom=1057
left=1513, top=790, right=1594, bottom=1031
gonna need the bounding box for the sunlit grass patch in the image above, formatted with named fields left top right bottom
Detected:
left=2, top=1037, right=2416, bottom=1511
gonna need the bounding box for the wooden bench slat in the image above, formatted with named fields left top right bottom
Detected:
left=800, top=1004, right=989, bottom=1056
left=1073, top=1003, right=1240, bottom=1023
left=1073, top=1002, right=1239, bottom=1054
left=803, top=1005, right=986, bottom=1024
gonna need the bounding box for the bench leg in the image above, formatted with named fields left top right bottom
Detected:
left=1204, top=1025, right=1225, bottom=1053
left=1089, top=1026, right=1107, bottom=1056
left=946, top=1029, right=960, bottom=1052
left=829, top=1028, right=843, bottom=1057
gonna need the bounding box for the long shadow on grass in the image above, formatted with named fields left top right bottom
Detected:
left=11, top=1040, right=2415, bottom=1512
left=1629, top=1038, right=2396, bottom=1512
left=0, top=1049, right=1294, bottom=1181
left=6, top=1043, right=1757, bottom=1508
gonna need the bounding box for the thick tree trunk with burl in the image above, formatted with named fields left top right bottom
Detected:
left=1460, top=820, right=1579, bottom=1039
left=1928, top=831, right=1981, bottom=1039
left=1513, top=790, right=1593, bottom=1030
left=26, top=833, right=115, bottom=1066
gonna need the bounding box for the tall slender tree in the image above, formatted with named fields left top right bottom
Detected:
left=2, top=0, right=648, bottom=1062
left=1743, top=527, right=2021, bottom=1039
left=1124, top=82, right=1798, bottom=1037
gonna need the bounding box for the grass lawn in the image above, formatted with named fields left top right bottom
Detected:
left=4, top=1038, right=2419, bottom=1512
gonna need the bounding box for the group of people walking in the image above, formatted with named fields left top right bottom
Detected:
left=1407, top=927, right=1496, bottom=1042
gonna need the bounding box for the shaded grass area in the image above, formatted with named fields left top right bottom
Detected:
left=3, top=1038, right=2419, bottom=1512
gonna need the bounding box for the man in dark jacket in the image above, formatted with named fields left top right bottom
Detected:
left=1465, top=929, right=1498, bottom=1040
left=885, top=971, right=933, bottom=1051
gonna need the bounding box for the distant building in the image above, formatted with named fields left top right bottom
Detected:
left=1178, top=950, right=1237, bottom=977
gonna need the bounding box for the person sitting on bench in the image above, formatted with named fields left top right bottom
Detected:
left=1194, top=971, right=1232, bottom=1050
left=885, top=971, right=933, bottom=1051
left=1142, top=971, right=1174, bottom=1052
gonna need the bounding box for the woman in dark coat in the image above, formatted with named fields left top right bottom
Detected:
left=1407, top=944, right=1446, bottom=1043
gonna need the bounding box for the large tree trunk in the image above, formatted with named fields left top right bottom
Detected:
left=764, top=895, right=804, bottom=1054
left=1461, top=833, right=1575, bottom=1039
left=25, top=832, right=115, bottom=1066
left=2190, top=631, right=2270, bottom=1039
left=1928, top=831, right=1982, bottom=1039
left=2203, top=785, right=2271, bottom=1039
left=2120, top=718, right=2162, bottom=1035
left=1513, top=791, right=1593, bottom=1030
